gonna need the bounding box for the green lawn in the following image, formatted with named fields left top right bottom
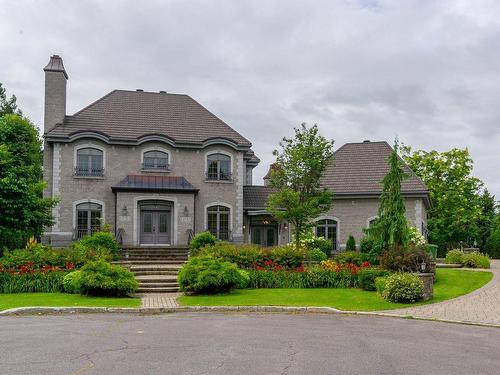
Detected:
left=179, top=269, right=493, bottom=311
left=0, top=293, right=140, bottom=311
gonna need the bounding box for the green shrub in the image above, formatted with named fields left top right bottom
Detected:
left=0, top=270, right=66, bottom=293
left=178, top=256, right=249, bottom=294
left=335, top=251, right=362, bottom=266
left=77, top=231, right=119, bottom=259
left=77, top=260, right=137, bottom=296
left=189, top=231, right=217, bottom=254
left=346, top=235, right=356, bottom=251
left=358, top=268, right=391, bottom=291
left=375, top=276, right=388, bottom=295
left=62, top=271, right=82, bottom=294
left=445, top=249, right=464, bottom=264
left=248, top=267, right=358, bottom=289
left=270, top=245, right=305, bottom=268
left=199, top=242, right=265, bottom=268
left=359, top=236, right=374, bottom=253
left=308, top=237, right=332, bottom=257
left=426, top=244, right=438, bottom=259
left=379, top=245, right=432, bottom=272
left=309, top=248, right=327, bottom=262
left=462, top=251, right=490, bottom=269
left=382, top=273, right=423, bottom=303
left=485, top=227, right=500, bottom=258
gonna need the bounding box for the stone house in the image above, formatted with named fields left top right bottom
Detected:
left=41, top=55, right=429, bottom=251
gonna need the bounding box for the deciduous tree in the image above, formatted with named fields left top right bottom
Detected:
left=267, top=124, right=334, bottom=248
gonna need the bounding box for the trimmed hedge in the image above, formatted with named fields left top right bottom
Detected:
left=309, top=248, right=328, bottom=262
left=199, top=243, right=305, bottom=269
left=68, top=260, right=137, bottom=296
left=445, top=249, right=464, bottom=264
left=381, top=273, right=423, bottom=303
left=248, top=267, right=358, bottom=289
left=445, top=249, right=490, bottom=269
left=76, top=231, right=119, bottom=260
left=178, top=256, right=249, bottom=294
left=189, top=231, right=217, bottom=254
left=358, top=268, right=391, bottom=291
left=335, top=251, right=363, bottom=266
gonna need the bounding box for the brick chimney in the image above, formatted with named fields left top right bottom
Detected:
left=43, top=55, right=68, bottom=133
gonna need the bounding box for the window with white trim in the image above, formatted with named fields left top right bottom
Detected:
left=206, top=153, right=231, bottom=181
left=75, top=148, right=104, bottom=176
left=76, top=202, right=102, bottom=238
left=143, top=150, right=169, bottom=170
left=315, top=219, right=338, bottom=251
left=207, top=205, right=230, bottom=240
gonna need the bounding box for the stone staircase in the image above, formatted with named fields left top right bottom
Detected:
left=119, top=247, right=188, bottom=293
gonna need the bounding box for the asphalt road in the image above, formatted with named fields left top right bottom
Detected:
left=0, top=313, right=499, bottom=375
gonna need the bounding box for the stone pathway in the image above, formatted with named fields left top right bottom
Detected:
left=384, top=260, right=500, bottom=325
left=140, top=293, right=181, bottom=308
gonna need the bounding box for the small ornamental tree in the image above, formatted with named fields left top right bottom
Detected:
left=369, top=139, right=409, bottom=253
left=267, top=124, right=334, bottom=248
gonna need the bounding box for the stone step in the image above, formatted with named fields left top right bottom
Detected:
left=138, top=282, right=179, bottom=288
left=136, top=275, right=178, bottom=282
left=122, top=247, right=188, bottom=251
left=119, top=260, right=186, bottom=265
left=120, top=257, right=188, bottom=262
left=128, top=264, right=183, bottom=271
left=136, top=286, right=179, bottom=293
left=132, top=270, right=179, bottom=276
left=121, top=250, right=189, bottom=255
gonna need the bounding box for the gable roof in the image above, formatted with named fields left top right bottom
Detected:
left=321, top=141, right=428, bottom=195
left=45, top=90, right=252, bottom=149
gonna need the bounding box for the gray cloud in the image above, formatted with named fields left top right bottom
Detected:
left=1, top=0, right=499, bottom=196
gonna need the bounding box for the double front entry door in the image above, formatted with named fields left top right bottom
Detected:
left=140, top=209, right=172, bottom=245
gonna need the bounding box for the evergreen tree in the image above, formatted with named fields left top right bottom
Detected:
left=0, top=83, right=22, bottom=117
left=370, top=139, right=409, bottom=251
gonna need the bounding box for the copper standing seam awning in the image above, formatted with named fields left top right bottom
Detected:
left=111, top=175, right=199, bottom=193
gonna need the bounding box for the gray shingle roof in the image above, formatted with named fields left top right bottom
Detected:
left=46, top=90, right=252, bottom=148
left=112, top=175, right=198, bottom=193
left=243, top=141, right=428, bottom=210
left=243, top=186, right=276, bottom=209
left=321, top=141, right=428, bottom=194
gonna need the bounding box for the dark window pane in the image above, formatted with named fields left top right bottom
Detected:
left=252, top=228, right=261, bottom=245
left=159, top=213, right=168, bottom=233
left=143, top=213, right=152, bottom=233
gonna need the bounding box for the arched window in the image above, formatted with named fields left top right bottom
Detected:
left=143, top=150, right=169, bottom=170
left=75, top=148, right=104, bottom=176
left=76, top=202, right=102, bottom=238
left=315, top=219, right=338, bottom=251
left=207, top=205, right=230, bottom=240
left=206, top=153, right=231, bottom=181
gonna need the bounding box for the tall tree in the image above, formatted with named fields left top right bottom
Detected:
left=370, top=139, right=409, bottom=251
left=0, top=83, right=22, bottom=117
left=402, top=147, right=483, bottom=252
left=267, top=124, right=334, bottom=248
left=477, top=189, right=496, bottom=250
left=0, top=114, right=55, bottom=249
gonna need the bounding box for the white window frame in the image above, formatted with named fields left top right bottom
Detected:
left=313, top=215, right=340, bottom=249
left=366, top=215, right=379, bottom=228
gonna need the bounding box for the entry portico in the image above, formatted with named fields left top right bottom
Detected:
left=112, top=175, right=198, bottom=247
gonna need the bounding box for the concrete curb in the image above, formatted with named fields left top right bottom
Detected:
left=1, top=305, right=499, bottom=328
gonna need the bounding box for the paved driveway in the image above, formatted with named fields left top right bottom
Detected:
left=385, top=260, right=500, bottom=325
left=0, top=313, right=499, bottom=375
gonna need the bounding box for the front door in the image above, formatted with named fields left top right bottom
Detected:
left=140, top=210, right=171, bottom=245
left=251, top=226, right=278, bottom=247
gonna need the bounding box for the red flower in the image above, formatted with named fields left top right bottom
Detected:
left=361, top=261, right=371, bottom=268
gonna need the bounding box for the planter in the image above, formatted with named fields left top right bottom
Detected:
left=417, top=273, right=434, bottom=301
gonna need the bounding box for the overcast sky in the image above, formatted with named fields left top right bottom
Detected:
left=1, top=0, right=499, bottom=196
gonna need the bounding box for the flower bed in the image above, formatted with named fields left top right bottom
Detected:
left=0, top=262, right=76, bottom=293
